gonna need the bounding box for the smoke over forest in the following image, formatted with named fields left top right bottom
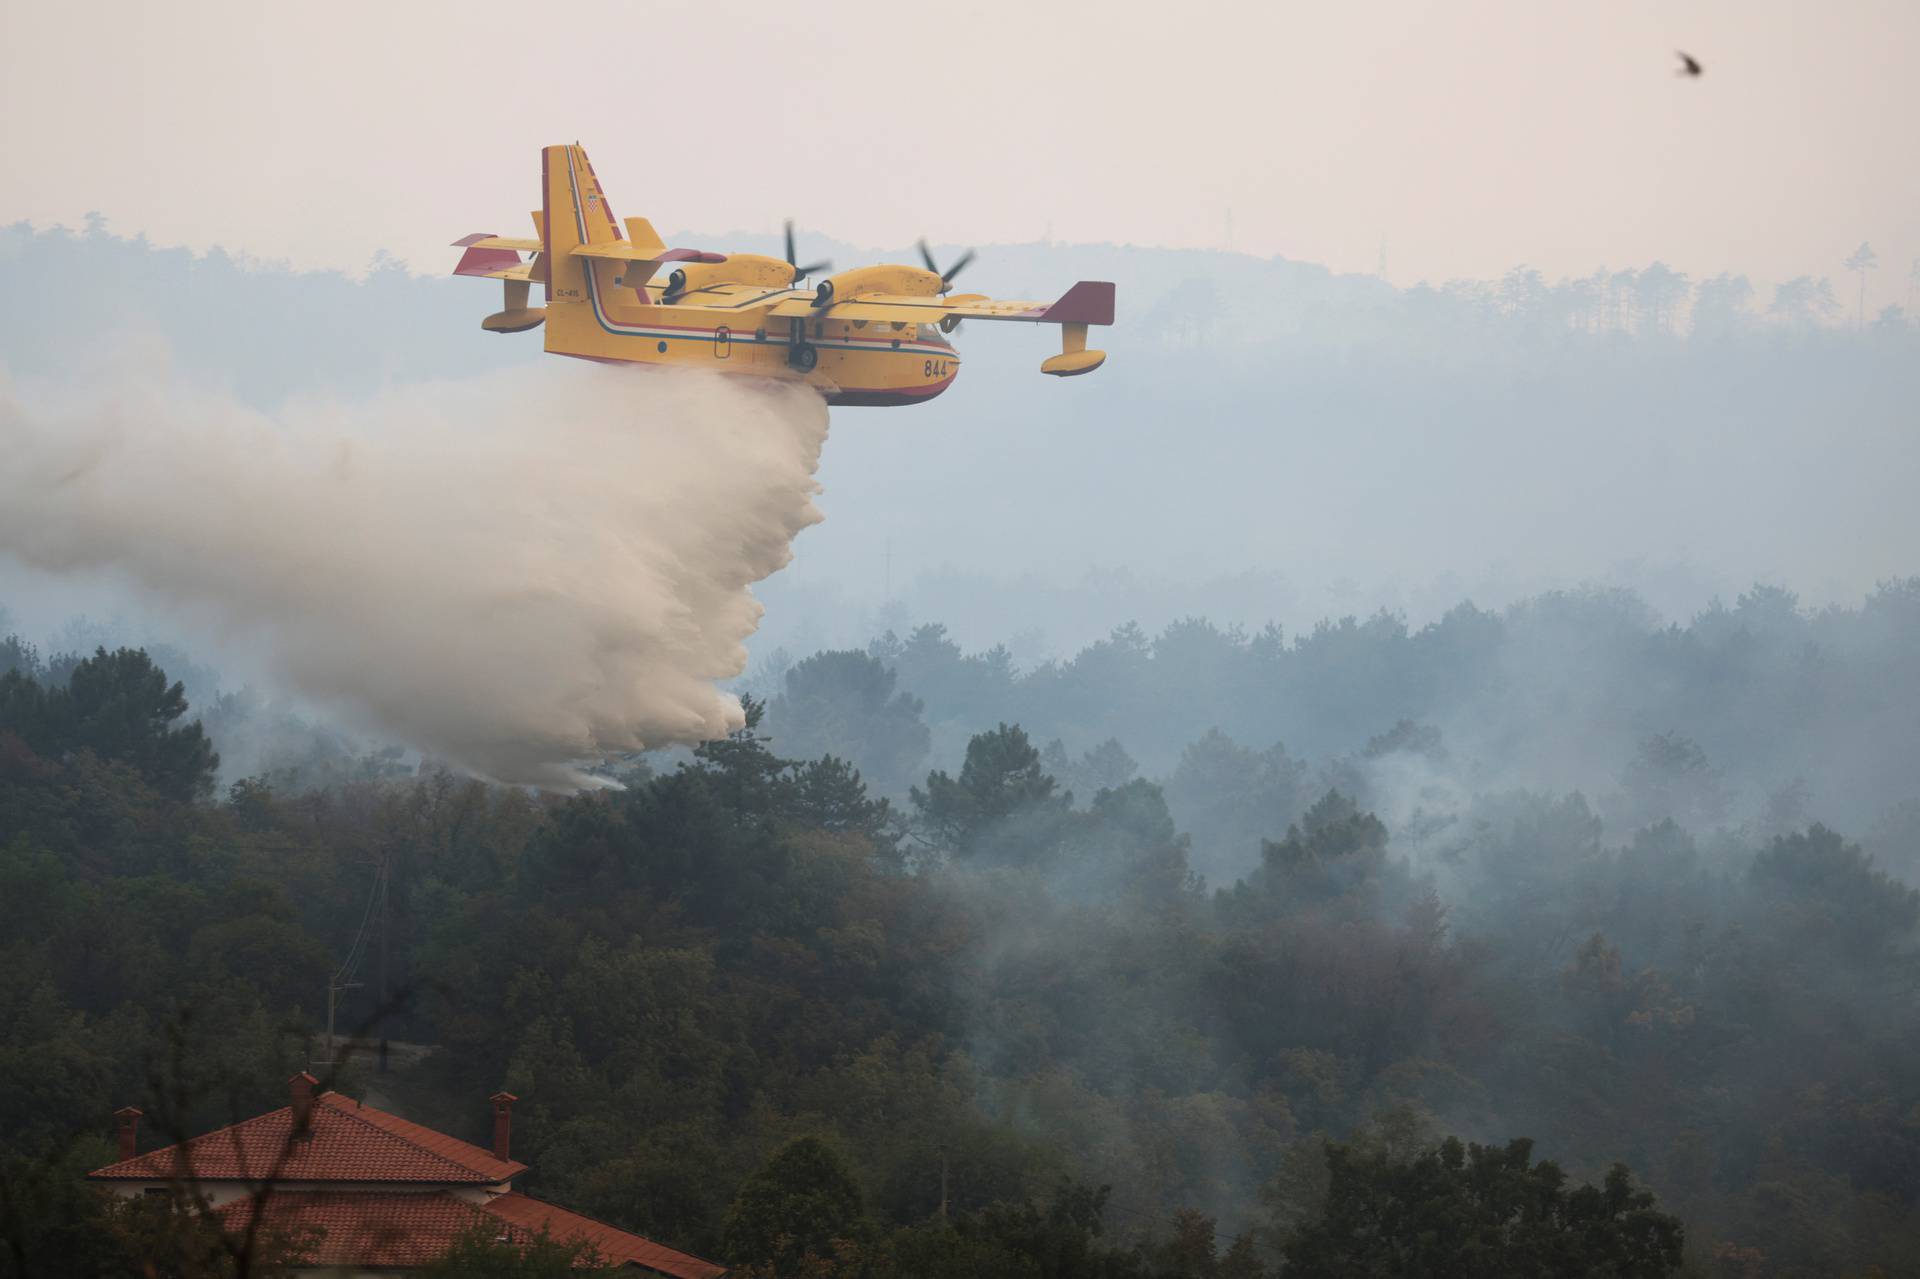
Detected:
left=3, top=224, right=1919, bottom=1277
left=0, top=361, right=828, bottom=785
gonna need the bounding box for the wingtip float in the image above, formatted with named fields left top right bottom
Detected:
left=453, top=143, right=1114, bottom=406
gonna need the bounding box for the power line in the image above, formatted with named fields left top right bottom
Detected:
left=320, top=851, right=389, bottom=1069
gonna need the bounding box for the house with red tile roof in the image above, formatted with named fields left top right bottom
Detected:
left=88, top=1073, right=726, bottom=1277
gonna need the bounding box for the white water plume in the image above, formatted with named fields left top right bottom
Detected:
left=0, top=362, right=830, bottom=787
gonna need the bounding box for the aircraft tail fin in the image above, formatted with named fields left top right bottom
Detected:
left=541, top=143, right=623, bottom=304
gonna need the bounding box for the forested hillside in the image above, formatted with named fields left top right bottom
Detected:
left=6, top=578, right=1919, bottom=1275
left=6, top=9, right=1920, bottom=1275
left=755, top=581, right=1920, bottom=881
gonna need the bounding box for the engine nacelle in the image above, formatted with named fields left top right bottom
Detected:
left=815, top=264, right=943, bottom=303
left=666, top=254, right=796, bottom=296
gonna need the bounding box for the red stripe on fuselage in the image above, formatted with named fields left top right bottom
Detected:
left=587, top=317, right=954, bottom=356
left=553, top=354, right=957, bottom=405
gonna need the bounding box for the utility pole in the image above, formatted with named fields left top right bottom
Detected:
left=320, top=850, right=381, bottom=1072
left=377, top=853, right=389, bottom=1005
left=376, top=851, right=391, bottom=1072
left=1843, top=241, right=1878, bottom=328
left=324, top=973, right=362, bottom=1069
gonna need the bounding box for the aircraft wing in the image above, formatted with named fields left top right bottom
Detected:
left=767, top=281, right=1115, bottom=327
left=765, top=295, right=931, bottom=324
left=667, top=282, right=803, bottom=312
left=938, top=282, right=1116, bottom=325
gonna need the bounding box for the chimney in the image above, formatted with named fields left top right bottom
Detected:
left=289, top=1072, right=319, bottom=1139
left=114, top=1106, right=143, bottom=1162
left=489, top=1092, right=518, bottom=1163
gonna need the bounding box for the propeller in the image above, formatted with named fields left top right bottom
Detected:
left=784, top=220, right=832, bottom=284
left=917, top=239, right=976, bottom=292
left=916, top=240, right=977, bottom=335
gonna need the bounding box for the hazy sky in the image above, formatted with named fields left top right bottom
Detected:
left=4, top=1, right=1916, bottom=295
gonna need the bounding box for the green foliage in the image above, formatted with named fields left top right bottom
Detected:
left=911, top=723, right=1069, bottom=862
left=0, top=647, right=218, bottom=802
left=1255, top=791, right=1387, bottom=896
left=722, top=1136, right=867, bottom=1273
left=1617, top=732, right=1728, bottom=832
left=1042, top=737, right=1141, bottom=803
left=1750, top=823, right=1919, bottom=957
left=5, top=610, right=1920, bottom=1279
left=766, top=651, right=931, bottom=797
left=1284, top=1136, right=1684, bottom=1277
left=872, top=624, right=1019, bottom=733
left=1160, top=730, right=1307, bottom=884
left=0, top=1146, right=278, bottom=1279
left=418, top=1224, right=607, bottom=1276
left=0, top=633, right=39, bottom=680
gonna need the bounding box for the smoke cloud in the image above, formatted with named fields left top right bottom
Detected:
left=0, top=363, right=830, bottom=787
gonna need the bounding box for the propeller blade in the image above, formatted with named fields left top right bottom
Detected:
left=941, top=249, right=976, bottom=286
left=917, top=239, right=940, bottom=274
left=782, top=221, right=832, bottom=281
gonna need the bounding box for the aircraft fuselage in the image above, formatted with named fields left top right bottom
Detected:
left=542, top=280, right=961, bottom=407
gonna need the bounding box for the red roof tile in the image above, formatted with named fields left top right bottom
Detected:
left=87, top=1092, right=527, bottom=1184
left=210, top=1190, right=728, bottom=1274
left=483, top=1192, right=729, bottom=1278
left=311, top=1092, right=525, bottom=1181
left=213, top=1190, right=508, bottom=1268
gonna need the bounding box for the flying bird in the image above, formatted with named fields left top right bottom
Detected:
left=1676, top=51, right=1702, bottom=77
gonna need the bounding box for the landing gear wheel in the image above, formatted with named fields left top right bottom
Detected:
left=791, top=343, right=819, bottom=373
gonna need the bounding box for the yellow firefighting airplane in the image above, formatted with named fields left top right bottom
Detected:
left=454, top=144, right=1115, bottom=407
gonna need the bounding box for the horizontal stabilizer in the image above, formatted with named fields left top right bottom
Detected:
left=570, top=244, right=725, bottom=297
left=570, top=244, right=726, bottom=265
left=454, top=246, right=524, bottom=278
left=452, top=233, right=542, bottom=252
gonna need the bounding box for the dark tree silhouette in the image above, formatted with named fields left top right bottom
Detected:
left=1285, top=1136, right=1684, bottom=1276
left=1843, top=242, right=1878, bottom=327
